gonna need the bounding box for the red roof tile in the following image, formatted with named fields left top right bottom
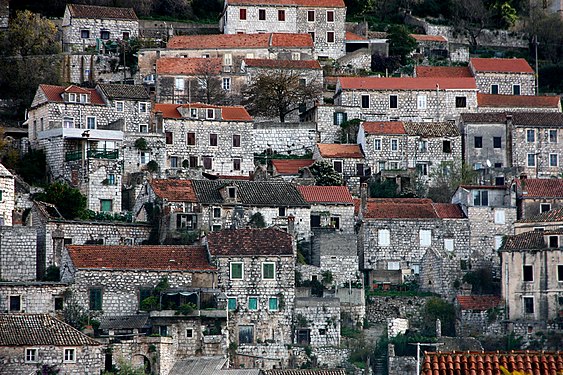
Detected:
left=297, top=185, right=353, bottom=204
left=67, top=245, right=215, bottom=271
left=271, top=33, right=314, bottom=47
left=154, top=103, right=253, bottom=121
left=470, top=58, right=534, bottom=74
left=167, top=33, right=312, bottom=50
left=410, top=34, right=447, bottom=42
left=359, top=198, right=466, bottom=219
left=150, top=179, right=197, bottom=202
left=207, top=228, right=293, bottom=256
left=338, top=77, right=477, bottom=90
left=227, top=0, right=345, bottom=7
left=39, top=84, right=105, bottom=105
left=346, top=31, right=367, bottom=41
left=317, top=143, right=364, bottom=158
left=67, top=4, right=137, bottom=20
left=156, top=57, right=221, bottom=75
left=415, top=66, right=473, bottom=78
left=516, top=178, right=563, bottom=198
left=244, top=58, right=321, bottom=69
left=477, top=93, right=560, bottom=108
left=271, top=159, right=314, bottom=175
left=433, top=203, right=466, bottom=219
left=456, top=295, right=502, bottom=310
left=362, top=121, right=406, bottom=135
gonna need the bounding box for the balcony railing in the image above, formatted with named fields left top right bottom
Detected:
left=65, top=150, right=82, bottom=161
left=65, top=149, right=119, bottom=162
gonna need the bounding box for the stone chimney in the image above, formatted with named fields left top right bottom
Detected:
left=154, top=110, right=163, bottom=133
left=360, top=182, right=368, bottom=216
left=287, top=215, right=295, bottom=237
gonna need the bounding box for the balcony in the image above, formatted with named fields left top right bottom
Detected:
left=65, top=149, right=119, bottom=162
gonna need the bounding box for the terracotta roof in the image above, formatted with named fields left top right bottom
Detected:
left=470, top=57, right=534, bottom=74
left=403, top=121, right=460, bottom=137
left=461, top=112, right=563, bottom=126
left=271, top=159, right=314, bottom=175
left=477, top=93, right=560, bottom=108
left=156, top=57, right=222, bottom=75
left=415, top=66, right=473, bottom=78
left=0, top=314, right=100, bottom=346
left=338, top=77, right=477, bottom=90
left=456, top=295, right=502, bottom=310
left=362, top=121, right=406, bottom=135
left=501, top=231, right=546, bottom=251
left=360, top=198, right=466, bottom=219
left=150, top=179, right=197, bottom=202
left=518, top=207, right=563, bottom=223
left=410, top=34, right=447, bottom=42
left=433, top=203, right=466, bottom=218
left=154, top=103, right=253, bottom=121
left=97, top=83, right=149, bottom=100
left=244, top=58, right=321, bottom=69
left=422, top=351, right=563, bottom=375
left=67, top=4, right=137, bottom=20
left=227, top=0, right=345, bottom=7
left=67, top=245, right=215, bottom=271
left=297, top=185, right=354, bottom=204
left=39, top=84, right=105, bottom=105
left=265, top=370, right=346, bottom=375
left=316, top=143, right=364, bottom=158
left=167, top=33, right=312, bottom=49
left=346, top=31, right=367, bottom=41
left=516, top=178, right=563, bottom=198
left=207, top=228, right=293, bottom=256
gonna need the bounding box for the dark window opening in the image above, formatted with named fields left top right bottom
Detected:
left=389, top=95, right=398, bottom=108
left=523, top=265, right=534, bottom=281
left=442, top=141, right=451, bottom=153
left=187, top=132, right=196, bottom=145
left=209, top=133, right=218, bottom=147
left=9, top=296, right=21, bottom=312
left=455, top=96, right=467, bottom=108
left=89, top=288, right=102, bottom=311
left=259, top=9, right=266, bottom=20
left=493, top=137, right=501, bottom=148
left=474, top=136, right=483, bottom=148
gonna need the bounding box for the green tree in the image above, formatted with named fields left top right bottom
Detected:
left=339, top=118, right=362, bottom=144
left=426, top=162, right=477, bottom=203
left=420, top=297, right=456, bottom=337
left=387, top=25, right=417, bottom=65
left=3, top=10, right=60, bottom=56
left=16, top=149, right=46, bottom=185
left=369, top=179, right=401, bottom=198
left=309, top=160, right=344, bottom=186
left=34, top=182, right=88, bottom=220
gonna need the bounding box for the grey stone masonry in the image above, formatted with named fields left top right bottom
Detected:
left=366, top=295, right=430, bottom=324
left=419, top=247, right=463, bottom=300
left=294, top=297, right=341, bottom=348
left=310, top=231, right=359, bottom=286
left=0, top=164, right=14, bottom=226
left=0, top=282, right=68, bottom=313
left=310, top=204, right=355, bottom=234
left=254, top=122, right=318, bottom=156
left=301, top=104, right=365, bottom=144
left=471, top=71, right=535, bottom=96
left=0, top=226, right=37, bottom=282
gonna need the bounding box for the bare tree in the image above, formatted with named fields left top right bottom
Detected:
left=193, top=58, right=226, bottom=105
left=451, top=0, right=492, bottom=50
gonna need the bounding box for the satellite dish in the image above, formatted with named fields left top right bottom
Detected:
left=486, top=160, right=492, bottom=168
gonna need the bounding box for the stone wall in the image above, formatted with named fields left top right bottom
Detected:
left=311, top=205, right=355, bottom=234
left=419, top=248, right=463, bottom=300
left=295, top=297, right=341, bottom=348
left=473, top=71, right=535, bottom=96
left=366, top=295, right=429, bottom=324
left=61, top=54, right=135, bottom=85
left=334, top=288, right=366, bottom=326
left=0, top=226, right=37, bottom=282
left=457, top=309, right=504, bottom=337
left=303, top=105, right=364, bottom=144
left=512, top=125, right=563, bottom=178
left=0, top=169, right=14, bottom=226
left=0, top=282, right=68, bottom=313
left=253, top=122, right=318, bottom=156
left=311, top=231, right=359, bottom=285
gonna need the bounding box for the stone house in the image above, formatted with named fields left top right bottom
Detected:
left=514, top=207, right=563, bottom=234
left=206, top=228, right=295, bottom=369
left=154, top=103, right=254, bottom=177
left=500, top=230, right=563, bottom=335
left=62, top=4, right=139, bottom=53
left=0, top=313, right=103, bottom=374
left=335, top=76, right=478, bottom=122
left=271, top=159, right=314, bottom=180
left=220, top=0, right=347, bottom=59
left=476, top=93, right=562, bottom=113
left=0, top=226, right=38, bottom=282
left=410, top=34, right=449, bottom=61
left=469, top=58, right=535, bottom=96
left=296, top=185, right=354, bottom=234
left=0, top=163, right=14, bottom=226
left=0, top=282, right=68, bottom=314
left=455, top=295, right=503, bottom=337
left=514, top=176, right=563, bottom=219
left=294, top=297, right=340, bottom=348
left=313, top=143, right=366, bottom=180
left=300, top=104, right=365, bottom=143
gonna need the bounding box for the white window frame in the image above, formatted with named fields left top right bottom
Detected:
left=86, top=116, right=96, bottom=130
left=491, top=84, right=499, bottom=94
left=333, top=160, right=343, bottom=173
left=419, top=229, right=431, bottom=247
left=494, top=209, right=506, bottom=224
left=361, top=94, right=370, bottom=108
left=327, top=31, right=335, bottom=43
left=223, top=53, right=233, bottom=66
left=63, top=117, right=75, bottom=129
left=115, top=101, right=124, bottom=112
left=292, top=52, right=300, bottom=60
left=139, top=152, right=149, bottom=165
left=139, top=124, right=149, bottom=133
left=206, top=109, right=215, bottom=120
left=540, top=203, right=551, bottom=213
left=190, top=108, right=198, bottom=118
left=494, top=235, right=503, bottom=250
left=63, top=348, right=76, bottom=363
left=268, top=297, right=279, bottom=311
left=69, top=93, right=76, bottom=102
left=326, top=10, right=335, bottom=22
left=391, top=139, right=398, bottom=151
left=550, top=153, right=558, bottom=167
left=175, top=77, right=185, bottom=91
left=374, top=139, right=382, bottom=151
left=417, top=94, right=427, bottom=110
left=222, top=77, right=231, bottom=91
left=79, top=94, right=88, bottom=103
left=230, top=262, right=244, bottom=280
left=527, top=153, right=536, bottom=167
left=378, top=229, right=390, bottom=246
left=549, top=129, right=558, bottom=143
left=513, top=84, right=521, bottom=95
left=526, top=129, right=535, bottom=143
left=25, top=348, right=38, bottom=363
left=262, top=262, right=276, bottom=280
left=139, top=102, right=148, bottom=113
left=444, top=238, right=454, bottom=252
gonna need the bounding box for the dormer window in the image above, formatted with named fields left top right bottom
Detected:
left=206, top=109, right=215, bottom=119
left=228, top=187, right=237, bottom=199
left=79, top=94, right=88, bottom=103
left=68, top=93, right=76, bottom=102
left=190, top=108, right=198, bottom=118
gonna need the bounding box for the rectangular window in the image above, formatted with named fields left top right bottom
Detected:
left=474, top=136, right=483, bottom=148
left=116, top=101, right=124, bottom=112
left=455, top=96, right=467, bottom=108
left=540, top=203, right=551, bottom=213
left=222, top=77, right=231, bottom=91
left=9, top=295, right=21, bottom=312
left=374, top=139, right=381, bottom=151
left=187, top=132, right=196, bottom=145
left=327, top=10, right=334, bottom=22
left=233, top=134, right=241, bottom=147
left=387, top=261, right=400, bottom=270
left=279, top=207, right=286, bottom=217
left=495, top=235, right=504, bottom=250
left=419, top=140, right=427, bottom=152
left=361, top=95, right=370, bottom=108
left=190, top=108, right=198, bottom=118
left=186, top=329, right=193, bottom=338
left=527, top=129, right=535, bottom=143
left=81, top=29, right=90, bottom=39
left=122, top=31, right=130, bottom=40
left=188, top=156, right=198, bottom=168
left=269, top=297, right=279, bottom=311
left=139, top=102, right=148, bottom=113
left=420, top=229, right=431, bottom=247
left=558, top=264, right=563, bottom=281
left=523, top=265, right=534, bottom=281
left=89, top=288, right=102, bottom=310
left=139, top=152, right=149, bottom=165
left=79, top=94, right=87, bottom=103
left=175, top=78, right=184, bottom=91
left=278, top=9, right=285, bottom=21
left=523, top=296, right=534, bottom=314
left=527, top=153, right=536, bottom=167
left=100, top=199, right=112, bottom=212
left=389, top=95, right=398, bottom=108
left=333, top=160, right=343, bottom=173
left=233, top=158, right=241, bottom=171
left=549, top=129, right=558, bottom=143
left=494, top=210, right=505, bottom=224
left=203, top=156, right=212, bottom=170
left=239, top=8, right=247, bottom=20
left=139, top=124, right=148, bottom=133
left=473, top=190, right=489, bottom=206
left=165, top=131, right=173, bottom=144
left=356, top=163, right=364, bottom=176
left=209, top=133, right=218, bottom=147
left=326, top=31, right=335, bottom=43
left=513, top=84, right=521, bottom=95
left=25, top=348, right=37, bottom=363
left=549, top=235, right=558, bottom=248
left=308, top=10, right=315, bottom=21
left=100, top=30, right=110, bottom=40
left=391, top=139, right=398, bottom=151
left=416, top=163, right=428, bottom=176
left=228, top=297, right=237, bottom=310
left=239, top=325, right=254, bottom=344
left=63, top=348, right=76, bottom=363
left=444, top=238, right=454, bottom=251
left=54, top=297, right=64, bottom=311
left=491, top=84, right=499, bottom=94
left=550, top=154, right=559, bottom=167
left=107, top=174, right=116, bottom=185
left=493, top=137, right=502, bottom=148
left=378, top=229, right=390, bottom=246
left=259, top=9, right=266, bottom=20
left=206, top=109, right=215, bottom=119
left=170, top=156, right=178, bottom=168
left=230, top=262, right=243, bottom=280
left=63, top=117, right=74, bottom=128
left=262, top=262, right=276, bottom=280
left=85, top=116, right=96, bottom=130
left=417, top=95, right=427, bottom=109
left=213, top=207, right=221, bottom=218
left=443, top=140, right=451, bottom=153
left=334, top=111, right=347, bottom=125
left=248, top=297, right=258, bottom=310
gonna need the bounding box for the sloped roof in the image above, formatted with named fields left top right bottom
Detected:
left=271, top=159, right=314, bottom=175
left=156, top=58, right=222, bottom=75
left=362, top=121, right=406, bottom=135
left=244, top=58, right=321, bottom=69
left=410, top=34, right=447, bottom=42
left=271, top=33, right=314, bottom=47
left=297, top=185, right=353, bottom=204
left=169, top=356, right=227, bottom=375
left=227, top=0, right=345, bottom=7
left=99, top=314, right=149, bottom=330
left=154, top=103, right=253, bottom=121
left=0, top=163, right=13, bottom=178
left=415, top=66, right=473, bottom=78
left=167, top=33, right=313, bottom=49
left=150, top=179, right=197, bottom=202
left=39, top=84, right=105, bottom=105
left=360, top=198, right=466, bottom=219
left=422, top=351, right=563, bottom=375
left=346, top=31, right=367, bottom=41
left=97, top=83, right=149, bottom=100
left=67, top=245, right=215, bottom=271
left=501, top=231, right=547, bottom=251
left=191, top=180, right=309, bottom=207
left=433, top=203, right=466, bottom=218
left=207, top=228, right=293, bottom=256
left=0, top=314, right=100, bottom=346
left=338, top=77, right=476, bottom=90
left=316, top=143, right=364, bottom=158
left=477, top=93, right=560, bottom=108
left=461, top=112, right=563, bottom=126
left=470, top=57, right=534, bottom=73
left=403, top=121, right=460, bottom=137
left=516, top=178, right=563, bottom=198
left=67, top=4, right=137, bottom=20
left=265, top=370, right=347, bottom=375
left=456, top=295, right=502, bottom=311
left=517, top=207, right=563, bottom=223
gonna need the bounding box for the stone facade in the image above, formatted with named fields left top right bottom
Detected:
left=301, top=104, right=365, bottom=144
left=313, top=144, right=366, bottom=181
left=470, top=71, right=535, bottom=96
left=310, top=231, right=359, bottom=286
left=0, top=282, right=68, bottom=313
left=0, top=164, right=14, bottom=226
left=294, top=297, right=340, bottom=347
left=0, top=226, right=37, bottom=282
left=254, top=122, right=318, bottom=156
left=366, top=295, right=429, bottom=324
left=419, top=248, right=463, bottom=300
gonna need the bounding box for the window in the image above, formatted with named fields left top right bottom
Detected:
left=513, top=84, right=521, bottom=95
left=187, top=132, right=196, bottom=145
left=213, top=207, right=221, bottom=219
left=474, top=136, right=483, bottom=148
left=233, top=158, right=241, bottom=171
left=187, top=156, right=198, bottom=168
left=64, top=348, right=76, bottom=363
left=269, top=297, right=279, bottom=310
left=389, top=95, right=398, bottom=108
left=159, top=326, right=168, bottom=336
left=494, top=210, right=505, bottom=224
left=326, top=31, right=335, bottom=43
left=387, top=261, right=400, bottom=270
left=190, top=108, right=198, bottom=118
left=492, top=136, right=502, bottom=149
left=25, top=348, right=38, bottom=363
left=100, top=30, right=110, bottom=40
left=527, top=153, right=536, bottom=167
left=122, top=31, right=130, bottom=40
left=378, top=229, right=390, bottom=246
left=558, top=264, right=563, bottom=281
left=419, top=140, right=428, bottom=152
left=374, top=139, right=382, bottom=151
left=100, top=199, right=112, bottom=212
left=139, top=152, right=149, bottom=165
left=54, top=296, right=64, bottom=311
left=455, top=96, right=467, bottom=108
left=523, top=265, right=534, bottom=281
left=356, top=163, right=364, bottom=176
left=548, top=153, right=559, bottom=167
left=540, top=203, right=551, bottom=213
left=309, top=32, right=315, bottom=42
left=327, top=10, right=334, bottom=22
left=139, top=102, right=148, bottom=113
left=361, top=95, right=370, bottom=108
left=228, top=297, right=237, bottom=310
left=491, top=84, right=499, bottom=94
left=69, top=93, right=77, bottom=102
left=222, top=77, right=231, bottom=91
left=278, top=9, right=285, bottom=21
left=165, top=131, right=173, bottom=144
left=239, top=325, right=254, bottom=344
left=230, top=262, right=243, bottom=280
left=81, top=29, right=90, bottom=39
left=291, top=52, right=300, bottom=60
left=473, top=190, right=489, bottom=206
left=523, top=297, right=534, bottom=314
left=308, top=10, right=315, bottom=21
left=175, top=77, right=184, bottom=91
left=170, top=157, right=178, bottom=168
left=420, top=229, right=431, bottom=247
left=203, top=156, right=212, bottom=170
left=206, top=109, right=214, bottom=119
left=139, top=124, right=148, bottom=133
left=116, top=101, right=124, bottom=112
left=319, top=328, right=326, bottom=335
left=89, top=288, right=102, bottom=310
left=83, top=116, right=96, bottom=130
left=417, top=95, right=427, bottom=109
left=494, top=235, right=503, bottom=250
left=79, top=94, right=87, bottom=103
left=443, top=140, right=451, bottom=153
left=416, top=163, right=428, bottom=176
left=232, top=134, right=241, bottom=148
left=279, top=207, right=286, bottom=217
left=333, top=160, right=343, bottom=173
left=334, top=111, right=347, bottom=125
left=186, top=329, right=193, bottom=338
left=209, top=133, right=218, bottom=147
left=550, top=235, right=559, bottom=248
left=444, top=238, right=454, bottom=251
left=526, top=129, right=535, bottom=143
left=9, top=295, right=21, bottom=312
left=259, top=9, right=266, bottom=20
left=263, top=263, right=276, bottom=280
left=248, top=297, right=258, bottom=310
left=391, top=139, right=398, bottom=151
left=63, top=117, right=74, bottom=128
left=239, top=8, right=247, bottom=20
left=107, top=174, right=116, bottom=185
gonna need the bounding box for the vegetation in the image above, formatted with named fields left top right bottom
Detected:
left=420, top=297, right=457, bottom=337
left=309, top=160, right=344, bottom=186
left=16, top=149, right=46, bottom=186
left=248, top=212, right=266, bottom=228
left=339, top=119, right=362, bottom=144
left=102, top=357, right=146, bottom=375
left=42, top=265, right=60, bottom=282
left=462, top=267, right=501, bottom=294
left=426, top=162, right=477, bottom=203
left=34, top=182, right=88, bottom=220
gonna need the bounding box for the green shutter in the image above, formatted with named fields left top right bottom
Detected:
left=228, top=297, right=237, bottom=310
left=248, top=297, right=257, bottom=310
left=230, top=263, right=243, bottom=279
left=89, top=288, right=102, bottom=310
left=269, top=297, right=278, bottom=311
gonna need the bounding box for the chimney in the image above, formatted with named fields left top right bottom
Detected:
left=155, top=110, right=163, bottom=132
left=360, top=183, right=368, bottom=216
left=287, top=215, right=295, bottom=237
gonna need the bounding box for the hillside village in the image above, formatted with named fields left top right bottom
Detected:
left=0, top=0, right=562, bottom=374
